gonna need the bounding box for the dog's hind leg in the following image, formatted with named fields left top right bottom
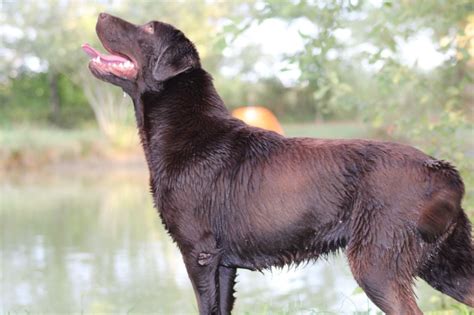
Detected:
left=218, top=266, right=237, bottom=315
left=418, top=211, right=474, bottom=307
left=347, top=202, right=424, bottom=315
left=347, top=241, right=423, bottom=315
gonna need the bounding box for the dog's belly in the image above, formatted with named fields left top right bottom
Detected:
left=220, top=204, right=350, bottom=270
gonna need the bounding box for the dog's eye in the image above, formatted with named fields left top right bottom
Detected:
left=144, top=23, right=154, bottom=34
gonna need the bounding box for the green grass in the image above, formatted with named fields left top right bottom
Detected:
left=0, top=126, right=107, bottom=169
left=283, top=121, right=370, bottom=139
left=0, top=126, right=102, bottom=151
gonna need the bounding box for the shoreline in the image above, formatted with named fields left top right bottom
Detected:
left=1, top=152, right=148, bottom=180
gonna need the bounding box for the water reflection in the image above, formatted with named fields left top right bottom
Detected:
left=0, top=169, right=462, bottom=314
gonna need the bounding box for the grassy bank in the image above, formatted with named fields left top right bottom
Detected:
left=283, top=121, right=370, bottom=139
left=0, top=126, right=141, bottom=171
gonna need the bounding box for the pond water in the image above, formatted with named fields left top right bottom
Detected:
left=0, top=167, right=462, bottom=314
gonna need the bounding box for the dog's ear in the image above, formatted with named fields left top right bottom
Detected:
left=152, top=48, right=194, bottom=82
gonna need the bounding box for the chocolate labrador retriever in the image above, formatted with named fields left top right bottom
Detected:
left=83, top=13, right=474, bottom=315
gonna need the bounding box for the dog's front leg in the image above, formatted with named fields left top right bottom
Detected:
left=182, top=246, right=220, bottom=314
left=218, top=266, right=237, bottom=315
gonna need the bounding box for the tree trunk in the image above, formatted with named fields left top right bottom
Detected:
left=48, top=71, right=61, bottom=124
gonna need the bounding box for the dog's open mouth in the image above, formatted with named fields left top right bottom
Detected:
left=82, top=43, right=138, bottom=80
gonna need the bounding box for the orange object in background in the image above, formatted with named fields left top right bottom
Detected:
left=231, top=106, right=284, bottom=135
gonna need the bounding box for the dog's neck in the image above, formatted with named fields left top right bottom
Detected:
left=131, top=68, right=233, bottom=174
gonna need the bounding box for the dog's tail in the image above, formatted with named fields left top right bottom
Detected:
left=417, top=159, right=473, bottom=306
left=418, top=159, right=464, bottom=243
left=416, top=190, right=460, bottom=243
left=418, top=210, right=474, bottom=307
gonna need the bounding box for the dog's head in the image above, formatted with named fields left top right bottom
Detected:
left=83, top=13, right=200, bottom=94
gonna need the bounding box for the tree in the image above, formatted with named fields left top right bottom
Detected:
left=1, top=0, right=100, bottom=123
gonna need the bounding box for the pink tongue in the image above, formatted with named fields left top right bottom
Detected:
left=81, top=43, right=130, bottom=63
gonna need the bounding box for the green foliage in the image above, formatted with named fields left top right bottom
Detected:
left=0, top=0, right=106, bottom=127
left=239, top=0, right=364, bottom=119
left=107, top=0, right=253, bottom=74
left=0, top=73, right=50, bottom=124
left=0, top=73, right=94, bottom=127
left=0, top=0, right=261, bottom=130
left=1, top=0, right=100, bottom=76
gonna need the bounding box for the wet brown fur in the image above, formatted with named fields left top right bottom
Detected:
left=88, top=13, right=474, bottom=315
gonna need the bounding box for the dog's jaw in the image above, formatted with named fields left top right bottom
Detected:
left=82, top=42, right=138, bottom=81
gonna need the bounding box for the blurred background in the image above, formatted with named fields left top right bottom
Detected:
left=1, top=0, right=473, bottom=314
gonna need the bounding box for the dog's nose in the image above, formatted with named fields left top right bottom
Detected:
left=99, top=12, right=109, bottom=20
